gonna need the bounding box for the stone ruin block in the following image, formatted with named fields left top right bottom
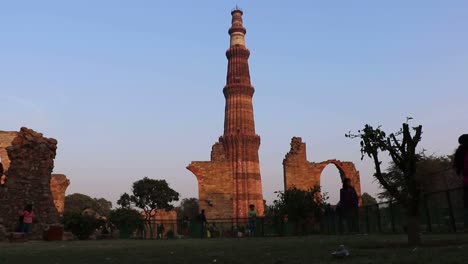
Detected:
left=50, top=174, right=70, bottom=216
left=0, top=127, right=69, bottom=238
left=283, top=137, right=362, bottom=203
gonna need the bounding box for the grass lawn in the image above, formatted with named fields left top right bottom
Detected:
left=1, top=234, right=468, bottom=264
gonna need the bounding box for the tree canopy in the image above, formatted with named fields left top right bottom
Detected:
left=118, top=177, right=179, bottom=238
left=109, top=208, right=144, bottom=238
left=272, top=186, right=327, bottom=222
left=378, top=154, right=455, bottom=200
left=117, top=192, right=132, bottom=209
left=361, top=192, right=377, bottom=206
left=175, top=198, right=199, bottom=220
left=64, top=193, right=112, bottom=217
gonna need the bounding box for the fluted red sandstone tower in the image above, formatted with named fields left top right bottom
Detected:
left=187, top=8, right=264, bottom=219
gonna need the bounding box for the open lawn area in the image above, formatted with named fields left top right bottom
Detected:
left=1, top=234, right=468, bottom=264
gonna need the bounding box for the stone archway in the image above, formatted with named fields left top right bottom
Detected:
left=283, top=137, right=361, bottom=203
left=310, top=160, right=361, bottom=203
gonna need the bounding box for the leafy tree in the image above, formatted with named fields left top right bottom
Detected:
left=417, top=154, right=453, bottom=180
left=378, top=154, right=455, bottom=200
left=174, top=198, right=199, bottom=220
left=119, top=177, right=179, bottom=238
left=272, top=186, right=328, bottom=235
left=94, top=198, right=113, bottom=217
left=361, top=192, right=377, bottom=206
left=264, top=204, right=273, bottom=218
left=346, top=121, right=423, bottom=245
left=109, top=208, right=144, bottom=238
left=64, top=193, right=113, bottom=217
left=117, top=193, right=132, bottom=209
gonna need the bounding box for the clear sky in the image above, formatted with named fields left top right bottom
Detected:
left=1, top=1, right=467, bottom=206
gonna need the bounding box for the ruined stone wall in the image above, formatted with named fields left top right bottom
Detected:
left=0, top=131, right=17, bottom=170
left=50, top=174, right=70, bottom=216
left=283, top=137, right=362, bottom=203
left=187, top=143, right=234, bottom=219
left=283, top=137, right=317, bottom=191
left=0, top=128, right=60, bottom=237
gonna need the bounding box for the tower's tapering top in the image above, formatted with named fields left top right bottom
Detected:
left=229, top=7, right=246, bottom=47
left=231, top=6, right=243, bottom=15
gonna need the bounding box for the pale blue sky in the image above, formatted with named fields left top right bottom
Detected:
left=1, top=1, right=467, bottom=205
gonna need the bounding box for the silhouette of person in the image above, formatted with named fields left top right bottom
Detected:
left=197, top=209, right=207, bottom=238
left=337, top=178, right=359, bottom=233
left=248, top=204, right=257, bottom=236
left=0, top=158, right=6, bottom=190
left=157, top=223, right=165, bottom=239
left=454, top=134, right=468, bottom=227
left=181, top=215, right=190, bottom=236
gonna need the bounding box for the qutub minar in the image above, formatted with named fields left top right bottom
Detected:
left=188, top=8, right=265, bottom=220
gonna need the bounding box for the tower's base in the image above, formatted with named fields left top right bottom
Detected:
left=187, top=142, right=264, bottom=219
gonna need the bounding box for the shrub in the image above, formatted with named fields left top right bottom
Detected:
left=166, top=230, right=174, bottom=239
left=63, top=213, right=102, bottom=240
left=273, top=186, right=327, bottom=222
left=109, top=208, right=144, bottom=238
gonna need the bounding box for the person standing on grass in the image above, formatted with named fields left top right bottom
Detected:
left=0, top=159, right=3, bottom=183
left=337, top=178, right=359, bottom=233
left=157, top=223, right=165, bottom=239
left=197, top=209, right=207, bottom=238
left=181, top=215, right=190, bottom=236
left=0, top=159, right=7, bottom=192
left=454, top=134, right=468, bottom=228
left=248, top=204, right=257, bottom=237
left=20, top=204, right=35, bottom=236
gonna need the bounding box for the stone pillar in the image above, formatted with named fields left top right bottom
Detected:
left=0, top=131, right=18, bottom=171
left=50, top=174, right=70, bottom=216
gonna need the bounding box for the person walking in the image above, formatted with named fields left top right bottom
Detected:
left=337, top=178, right=359, bottom=233
left=454, top=134, right=468, bottom=228
left=248, top=204, right=257, bottom=237
left=20, top=204, right=35, bottom=236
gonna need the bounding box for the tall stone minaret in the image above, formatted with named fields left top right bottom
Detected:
left=220, top=8, right=264, bottom=219
left=188, top=8, right=264, bottom=220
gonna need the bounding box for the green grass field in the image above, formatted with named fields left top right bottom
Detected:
left=1, top=234, right=468, bottom=264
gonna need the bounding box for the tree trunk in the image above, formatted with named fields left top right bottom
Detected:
left=407, top=213, right=421, bottom=246
left=146, top=219, right=153, bottom=239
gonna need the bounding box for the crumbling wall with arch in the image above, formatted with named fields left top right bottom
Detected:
left=283, top=137, right=361, bottom=203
